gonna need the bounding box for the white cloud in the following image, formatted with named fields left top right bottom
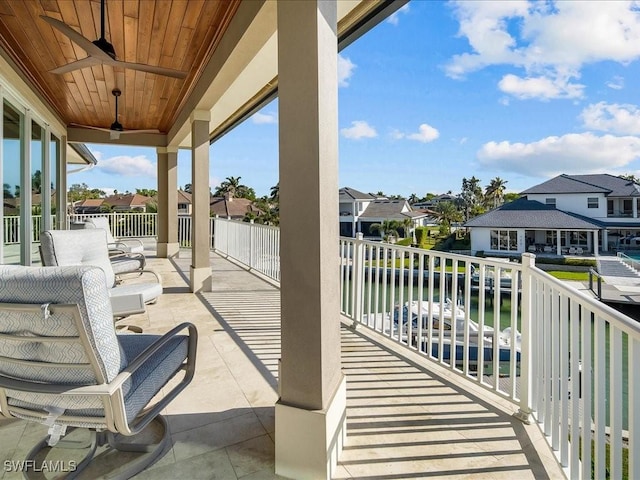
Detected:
left=477, top=132, right=640, bottom=177
left=393, top=123, right=440, bottom=143
left=581, top=102, right=640, bottom=135
left=606, top=75, right=625, bottom=90
left=338, top=54, right=356, bottom=87
left=251, top=111, right=277, bottom=124
left=96, top=155, right=156, bottom=178
left=387, top=4, right=410, bottom=26
left=498, top=73, right=584, bottom=100
left=341, top=120, right=377, bottom=140
left=446, top=1, right=640, bottom=100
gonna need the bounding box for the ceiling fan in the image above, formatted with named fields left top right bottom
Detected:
left=41, top=0, right=186, bottom=79
left=71, top=88, right=161, bottom=140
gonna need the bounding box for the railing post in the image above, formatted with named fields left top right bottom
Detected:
left=515, top=252, right=535, bottom=424
left=249, top=219, right=255, bottom=269
left=352, top=233, right=365, bottom=327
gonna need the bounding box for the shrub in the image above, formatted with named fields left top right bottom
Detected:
left=535, top=257, right=596, bottom=267
left=415, top=227, right=428, bottom=246
left=396, top=238, right=412, bottom=247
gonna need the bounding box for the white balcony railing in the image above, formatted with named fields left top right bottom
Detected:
left=212, top=217, right=640, bottom=480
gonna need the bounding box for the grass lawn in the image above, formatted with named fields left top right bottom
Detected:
left=546, top=270, right=591, bottom=282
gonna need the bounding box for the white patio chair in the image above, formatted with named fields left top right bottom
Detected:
left=40, top=229, right=162, bottom=312
left=569, top=247, right=577, bottom=255
left=576, top=247, right=584, bottom=255
left=0, top=264, right=197, bottom=478
left=85, top=216, right=145, bottom=255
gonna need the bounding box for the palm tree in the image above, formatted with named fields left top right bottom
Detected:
left=435, top=201, right=462, bottom=236
left=485, top=177, right=508, bottom=209
left=269, top=182, right=279, bottom=202
left=400, top=217, right=413, bottom=239
left=408, top=193, right=419, bottom=204
left=369, top=220, right=400, bottom=241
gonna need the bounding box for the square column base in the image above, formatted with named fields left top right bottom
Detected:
left=189, top=266, right=212, bottom=293
left=275, top=375, right=346, bottom=479
left=157, top=242, right=180, bottom=258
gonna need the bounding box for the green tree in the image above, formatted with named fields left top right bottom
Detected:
left=408, top=193, right=419, bottom=204
left=136, top=188, right=158, bottom=198
left=3, top=183, right=13, bottom=198
left=68, top=183, right=105, bottom=203
left=460, top=176, right=484, bottom=221
left=484, top=177, right=508, bottom=209
left=435, top=201, right=462, bottom=236
left=31, top=170, right=42, bottom=193
left=370, top=220, right=401, bottom=241
left=503, top=192, right=520, bottom=203
left=269, top=182, right=279, bottom=202
left=214, top=176, right=256, bottom=200
left=183, top=183, right=192, bottom=194
left=620, top=174, right=640, bottom=183
left=400, top=217, right=413, bottom=238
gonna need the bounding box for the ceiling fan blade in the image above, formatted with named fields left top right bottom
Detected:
left=49, top=56, right=100, bottom=75
left=69, top=123, right=112, bottom=133
left=118, top=129, right=162, bottom=135
left=113, top=60, right=187, bottom=79
left=40, top=15, right=111, bottom=60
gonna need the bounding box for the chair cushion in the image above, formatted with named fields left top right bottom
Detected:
left=109, top=282, right=163, bottom=304
left=110, top=255, right=145, bottom=275
left=118, top=334, right=189, bottom=422
left=40, top=230, right=117, bottom=287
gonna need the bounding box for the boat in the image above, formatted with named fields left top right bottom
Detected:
left=393, top=298, right=491, bottom=333
left=388, top=299, right=521, bottom=366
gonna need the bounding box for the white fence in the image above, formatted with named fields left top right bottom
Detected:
left=213, top=218, right=640, bottom=480
left=3, top=215, right=54, bottom=243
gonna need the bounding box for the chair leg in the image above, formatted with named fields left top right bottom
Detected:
left=23, top=429, right=99, bottom=480
left=22, top=417, right=168, bottom=480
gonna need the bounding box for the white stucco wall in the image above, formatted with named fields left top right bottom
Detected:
left=470, top=227, right=526, bottom=253
left=526, top=192, right=607, bottom=218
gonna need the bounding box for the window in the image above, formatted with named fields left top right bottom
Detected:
left=545, top=198, right=556, bottom=207
left=608, top=199, right=614, bottom=215
left=587, top=197, right=599, bottom=209
left=490, top=230, right=518, bottom=251
left=624, top=199, right=633, bottom=216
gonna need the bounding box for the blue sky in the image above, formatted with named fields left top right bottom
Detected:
left=72, top=0, right=640, bottom=199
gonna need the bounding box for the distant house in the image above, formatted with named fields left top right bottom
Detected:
left=103, top=193, right=153, bottom=212
left=210, top=192, right=262, bottom=219
left=339, top=187, right=428, bottom=238
left=465, top=174, right=640, bottom=255
left=177, top=190, right=192, bottom=214
left=412, top=193, right=458, bottom=210
left=74, top=193, right=153, bottom=214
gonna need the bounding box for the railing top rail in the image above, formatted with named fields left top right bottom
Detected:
left=213, top=217, right=280, bottom=233
left=339, top=236, right=523, bottom=271
left=531, top=264, right=640, bottom=337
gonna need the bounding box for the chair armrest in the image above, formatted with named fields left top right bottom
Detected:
left=111, top=293, right=145, bottom=317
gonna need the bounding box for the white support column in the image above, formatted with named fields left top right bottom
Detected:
left=276, top=1, right=346, bottom=478
left=556, top=230, right=561, bottom=256
left=633, top=197, right=638, bottom=218
left=20, top=111, right=32, bottom=265
left=42, top=125, right=51, bottom=232
left=593, top=230, right=599, bottom=254
left=603, top=229, right=608, bottom=252
left=157, top=146, right=179, bottom=258
left=55, top=136, right=68, bottom=230
left=190, top=111, right=212, bottom=292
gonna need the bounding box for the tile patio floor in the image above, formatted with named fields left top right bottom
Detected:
left=0, top=249, right=565, bottom=479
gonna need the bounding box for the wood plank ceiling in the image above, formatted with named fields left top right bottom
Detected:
left=0, top=0, right=240, bottom=133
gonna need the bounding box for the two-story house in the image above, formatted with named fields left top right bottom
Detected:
left=465, top=174, right=640, bottom=255
left=339, top=187, right=428, bottom=238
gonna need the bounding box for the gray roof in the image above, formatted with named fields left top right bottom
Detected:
left=359, top=199, right=425, bottom=220
left=464, top=198, right=602, bottom=229
left=339, top=187, right=376, bottom=201
left=521, top=174, right=640, bottom=197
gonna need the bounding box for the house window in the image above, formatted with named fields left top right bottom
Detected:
left=545, top=198, right=556, bottom=207
left=624, top=199, right=633, bottom=216
left=587, top=197, right=598, bottom=209
left=490, top=230, right=518, bottom=251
